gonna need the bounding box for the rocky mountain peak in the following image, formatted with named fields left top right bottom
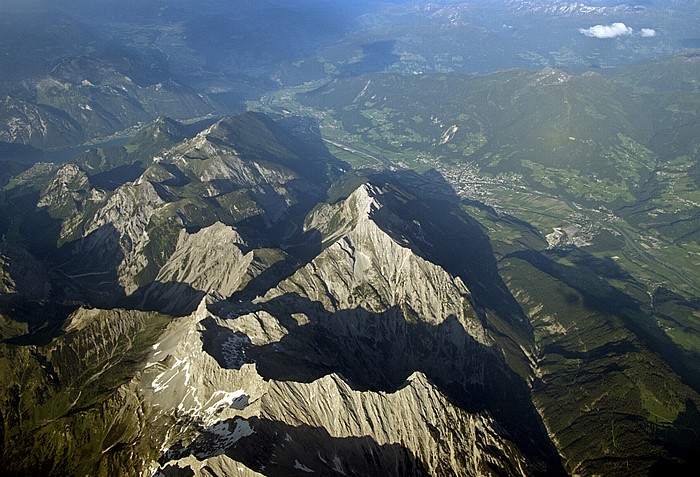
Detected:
left=37, top=163, right=89, bottom=210
left=74, top=179, right=166, bottom=294
left=268, top=181, right=488, bottom=343
left=348, top=182, right=384, bottom=218
left=531, top=67, right=572, bottom=86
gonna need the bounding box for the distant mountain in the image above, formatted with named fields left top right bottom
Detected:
left=0, top=55, right=217, bottom=150
left=500, top=0, right=641, bottom=15
left=3, top=113, right=344, bottom=305
left=1, top=0, right=696, bottom=152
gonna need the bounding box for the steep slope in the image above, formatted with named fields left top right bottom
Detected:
left=143, top=298, right=541, bottom=476
left=500, top=250, right=700, bottom=475
left=15, top=177, right=559, bottom=476
left=138, top=222, right=286, bottom=313
left=214, top=181, right=564, bottom=475
left=0, top=307, right=170, bottom=477
left=74, top=179, right=166, bottom=295
left=266, top=183, right=488, bottom=341
left=461, top=194, right=700, bottom=475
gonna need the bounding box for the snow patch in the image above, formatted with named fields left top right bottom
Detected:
left=152, top=357, right=189, bottom=392
left=440, top=124, right=459, bottom=144
left=202, top=389, right=249, bottom=422
left=202, top=418, right=254, bottom=452
left=353, top=80, right=372, bottom=103
left=294, top=460, right=315, bottom=473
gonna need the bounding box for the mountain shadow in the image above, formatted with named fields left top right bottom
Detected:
left=340, top=40, right=401, bottom=77
left=130, top=280, right=206, bottom=316
left=51, top=223, right=127, bottom=308
left=199, top=316, right=253, bottom=371
left=10, top=191, right=64, bottom=258
left=223, top=293, right=564, bottom=476
left=159, top=417, right=431, bottom=477
left=650, top=399, right=700, bottom=475
left=88, top=162, right=146, bottom=191
left=508, top=247, right=700, bottom=394
left=366, top=170, right=531, bottom=329
left=0, top=299, right=77, bottom=346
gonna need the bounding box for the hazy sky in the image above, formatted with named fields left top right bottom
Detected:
left=0, top=0, right=688, bottom=14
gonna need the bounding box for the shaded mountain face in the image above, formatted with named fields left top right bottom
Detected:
left=0, top=112, right=699, bottom=476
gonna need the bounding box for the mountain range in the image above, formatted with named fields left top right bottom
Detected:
left=1, top=110, right=699, bottom=476
left=1, top=1, right=700, bottom=476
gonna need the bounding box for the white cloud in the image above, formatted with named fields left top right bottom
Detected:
left=640, top=28, right=657, bottom=38
left=579, top=22, right=633, bottom=39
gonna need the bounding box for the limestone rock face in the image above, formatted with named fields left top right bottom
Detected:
left=143, top=298, right=529, bottom=477
left=140, top=184, right=554, bottom=476
left=140, top=300, right=268, bottom=426
left=261, top=372, right=528, bottom=476
left=145, top=117, right=322, bottom=226
left=267, top=183, right=488, bottom=344
left=37, top=164, right=89, bottom=213
left=37, top=163, right=105, bottom=239
left=140, top=223, right=254, bottom=313
left=78, top=180, right=165, bottom=294
left=164, top=125, right=298, bottom=188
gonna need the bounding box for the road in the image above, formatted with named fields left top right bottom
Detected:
left=307, top=124, right=388, bottom=167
